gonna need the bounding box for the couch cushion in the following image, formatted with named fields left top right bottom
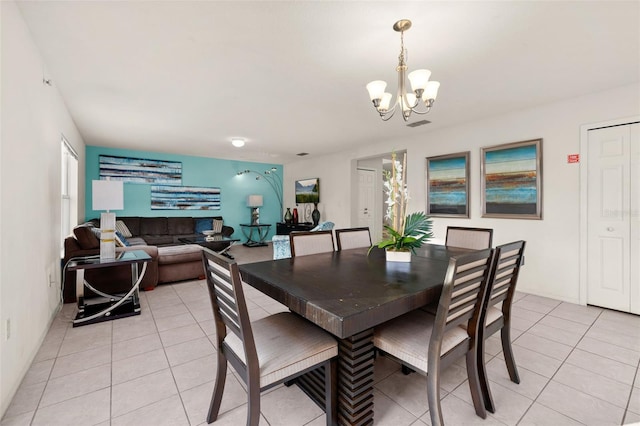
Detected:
left=120, top=217, right=141, bottom=236
left=157, top=244, right=203, bottom=265
left=143, top=235, right=174, bottom=246
left=126, top=237, right=147, bottom=246
left=140, top=217, right=168, bottom=235
left=74, top=225, right=100, bottom=249
left=168, top=217, right=194, bottom=235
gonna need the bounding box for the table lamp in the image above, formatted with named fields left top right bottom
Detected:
left=247, top=195, right=263, bottom=225
left=92, top=179, right=124, bottom=260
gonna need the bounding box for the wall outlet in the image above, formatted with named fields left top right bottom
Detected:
left=4, top=319, right=10, bottom=341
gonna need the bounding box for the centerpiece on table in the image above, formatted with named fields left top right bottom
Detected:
left=372, top=151, right=433, bottom=262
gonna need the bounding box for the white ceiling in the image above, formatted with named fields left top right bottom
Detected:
left=16, top=1, right=640, bottom=164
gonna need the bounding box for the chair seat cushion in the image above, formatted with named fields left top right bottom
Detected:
left=374, top=309, right=468, bottom=373
left=485, top=306, right=504, bottom=325
left=224, top=312, right=337, bottom=387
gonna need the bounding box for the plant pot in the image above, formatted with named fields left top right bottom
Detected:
left=385, top=249, right=411, bottom=263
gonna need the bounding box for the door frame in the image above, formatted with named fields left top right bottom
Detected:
left=579, top=115, right=640, bottom=306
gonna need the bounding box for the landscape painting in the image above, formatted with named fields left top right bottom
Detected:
left=151, top=185, right=221, bottom=210
left=481, top=139, right=542, bottom=219
left=99, top=155, right=182, bottom=184
left=295, top=178, right=320, bottom=203
left=426, top=152, right=470, bottom=217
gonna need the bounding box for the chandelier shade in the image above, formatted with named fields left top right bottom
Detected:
left=366, top=19, right=440, bottom=122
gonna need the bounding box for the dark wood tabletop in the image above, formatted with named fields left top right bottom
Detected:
left=239, top=244, right=473, bottom=339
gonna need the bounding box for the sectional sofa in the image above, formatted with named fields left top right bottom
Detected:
left=62, top=216, right=234, bottom=303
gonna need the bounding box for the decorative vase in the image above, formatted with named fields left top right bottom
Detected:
left=284, top=208, right=293, bottom=224
left=292, top=208, right=299, bottom=224
left=385, top=249, right=411, bottom=263
left=311, top=203, right=320, bottom=226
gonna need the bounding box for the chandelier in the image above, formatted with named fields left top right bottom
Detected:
left=366, top=19, right=440, bottom=122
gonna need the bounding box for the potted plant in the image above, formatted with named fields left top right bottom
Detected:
left=372, top=151, right=433, bottom=262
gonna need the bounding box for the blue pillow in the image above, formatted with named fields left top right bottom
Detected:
left=195, top=218, right=213, bottom=234
left=115, top=231, right=131, bottom=247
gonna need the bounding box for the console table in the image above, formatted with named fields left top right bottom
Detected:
left=240, top=224, right=271, bottom=247
left=67, top=250, right=151, bottom=327
left=276, top=222, right=314, bottom=235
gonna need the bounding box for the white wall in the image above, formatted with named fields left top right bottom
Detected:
left=284, top=83, right=640, bottom=304
left=0, top=1, right=86, bottom=416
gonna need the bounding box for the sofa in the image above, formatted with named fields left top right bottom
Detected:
left=63, top=216, right=234, bottom=303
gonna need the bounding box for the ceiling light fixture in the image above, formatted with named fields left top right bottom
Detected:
left=231, top=138, right=245, bottom=147
left=366, top=19, right=440, bottom=122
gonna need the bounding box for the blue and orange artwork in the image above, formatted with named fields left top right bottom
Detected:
left=484, top=144, right=538, bottom=215
left=428, top=155, right=468, bottom=216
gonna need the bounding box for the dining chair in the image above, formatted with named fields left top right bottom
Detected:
left=335, top=227, right=372, bottom=251
left=290, top=230, right=335, bottom=257
left=201, top=249, right=338, bottom=426
left=374, top=248, right=495, bottom=426
left=445, top=226, right=494, bottom=250
left=477, top=240, right=526, bottom=413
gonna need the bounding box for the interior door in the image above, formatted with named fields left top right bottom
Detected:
left=587, top=123, right=639, bottom=313
left=357, top=169, right=375, bottom=232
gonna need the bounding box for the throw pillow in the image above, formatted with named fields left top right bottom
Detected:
left=116, top=220, right=133, bottom=238
left=195, top=218, right=213, bottom=234
left=115, top=231, right=131, bottom=247
left=74, top=225, right=100, bottom=249
left=212, top=218, right=224, bottom=234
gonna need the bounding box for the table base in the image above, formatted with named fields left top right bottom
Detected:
left=294, top=329, right=375, bottom=425
left=73, top=297, right=140, bottom=327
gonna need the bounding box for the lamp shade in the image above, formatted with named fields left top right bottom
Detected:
left=247, top=195, right=263, bottom=207
left=92, top=180, right=124, bottom=211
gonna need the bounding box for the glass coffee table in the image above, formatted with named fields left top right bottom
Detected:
left=178, top=235, right=240, bottom=259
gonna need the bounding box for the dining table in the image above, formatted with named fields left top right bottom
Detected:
left=238, top=243, right=473, bottom=425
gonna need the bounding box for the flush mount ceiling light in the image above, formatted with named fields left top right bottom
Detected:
left=231, top=138, right=245, bottom=147
left=366, top=19, right=440, bottom=122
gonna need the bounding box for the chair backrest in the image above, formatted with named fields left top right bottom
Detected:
left=290, top=230, right=335, bottom=257
left=445, top=226, right=494, bottom=250
left=335, top=227, right=372, bottom=251
left=201, top=249, right=258, bottom=367
left=430, top=248, right=495, bottom=353
left=486, top=240, right=526, bottom=310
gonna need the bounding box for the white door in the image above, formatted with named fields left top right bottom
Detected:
left=357, top=169, right=375, bottom=232
left=587, top=123, right=639, bottom=313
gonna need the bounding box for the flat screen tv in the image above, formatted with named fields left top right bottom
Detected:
left=295, top=178, right=320, bottom=203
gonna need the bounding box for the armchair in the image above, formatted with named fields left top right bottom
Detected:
left=272, top=221, right=334, bottom=259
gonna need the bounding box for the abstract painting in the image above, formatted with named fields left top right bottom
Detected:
left=99, top=155, right=182, bottom=184
left=426, top=152, right=470, bottom=217
left=151, top=185, right=221, bottom=210
left=481, top=139, right=542, bottom=219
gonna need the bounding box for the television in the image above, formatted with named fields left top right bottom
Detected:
left=295, top=178, right=320, bottom=203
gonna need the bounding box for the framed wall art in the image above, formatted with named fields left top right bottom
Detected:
left=151, top=185, right=221, bottom=210
left=295, top=178, right=320, bottom=203
left=426, top=152, right=470, bottom=218
left=481, top=138, right=542, bottom=219
left=99, top=155, right=182, bottom=184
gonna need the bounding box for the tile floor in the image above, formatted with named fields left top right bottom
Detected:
left=2, top=245, right=640, bottom=425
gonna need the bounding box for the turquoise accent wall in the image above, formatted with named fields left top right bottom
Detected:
left=85, top=146, right=283, bottom=242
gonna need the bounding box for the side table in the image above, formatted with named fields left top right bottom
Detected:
left=240, top=224, right=271, bottom=247
left=67, top=250, right=152, bottom=327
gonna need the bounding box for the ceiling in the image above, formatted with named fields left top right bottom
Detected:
left=16, top=1, right=640, bottom=164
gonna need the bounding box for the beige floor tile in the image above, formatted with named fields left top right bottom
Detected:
left=372, top=390, right=418, bottom=426
left=628, top=386, right=640, bottom=414
left=521, top=294, right=562, bottom=308
left=159, top=323, right=205, bottom=347
left=149, top=302, right=189, bottom=318
left=20, top=359, right=54, bottom=387
left=112, top=347, right=169, bottom=385
left=112, top=332, right=163, bottom=362
left=189, top=306, right=214, bottom=322
left=198, top=318, right=216, bottom=335
left=553, top=363, right=632, bottom=408
left=164, top=336, right=214, bottom=366
left=577, top=337, right=640, bottom=366
left=111, top=368, right=178, bottom=418
left=586, top=326, right=640, bottom=352
left=171, top=354, right=217, bottom=392
left=374, top=355, right=401, bottom=384
left=154, top=311, right=197, bottom=332
left=453, top=379, right=533, bottom=425
left=39, top=364, right=110, bottom=408
left=57, top=323, right=112, bottom=357
left=50, top=346, right=111, bottom=379
left=180, top=376, right=247, bottom=425
left=527, top=323, right=583, bottom=347
left=538, top=314, right=590, bottom=335
left=548, top=302, right=601, bottom=326
left=565, top=348, right=637, bottom=386
left=514, top=332, right=573, bottom=361
left=439, top=363, right=469, bottom=393
left=513, top=299, right=556, bottom=315
left=374, top=370, right=431, bottom=418
left=420, top=394, right=506, bottom=426
left=624, top=411, right=640, bottom=425
left=518, top=402, right=584, bottom=425
left=260, top=385, right=324, bottom=425
left=497, top=344, right=561, bottom=378
left=112, top=315, right=158, bottom=343
left=2, top=382, right=46, bottom=419
left=197, top=402, right=269, bottom=426
left=0, top=410, right=34, bottom=426
left=537, top=381, right=625, bottom=426
left=31, top=388, right=110, bottom=426
left=111, top=394, right=189, bottom=426
left=485, top=357, right=549, bottom=401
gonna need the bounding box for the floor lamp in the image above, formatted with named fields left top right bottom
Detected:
left=92, top=179, right=124, bottom=260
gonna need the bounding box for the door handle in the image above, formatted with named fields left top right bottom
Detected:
left=607, top=227, right=614, bottom=232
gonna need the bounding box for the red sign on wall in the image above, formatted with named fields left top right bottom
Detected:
left=567, top=154, right=580, bottom=163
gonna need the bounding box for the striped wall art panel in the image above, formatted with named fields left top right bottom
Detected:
left=99, top=155, right=182, bottom=184
left=151, top=185, right=221, bottom=210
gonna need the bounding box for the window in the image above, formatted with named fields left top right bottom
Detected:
left=61, top=136, right=78, bottom=254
